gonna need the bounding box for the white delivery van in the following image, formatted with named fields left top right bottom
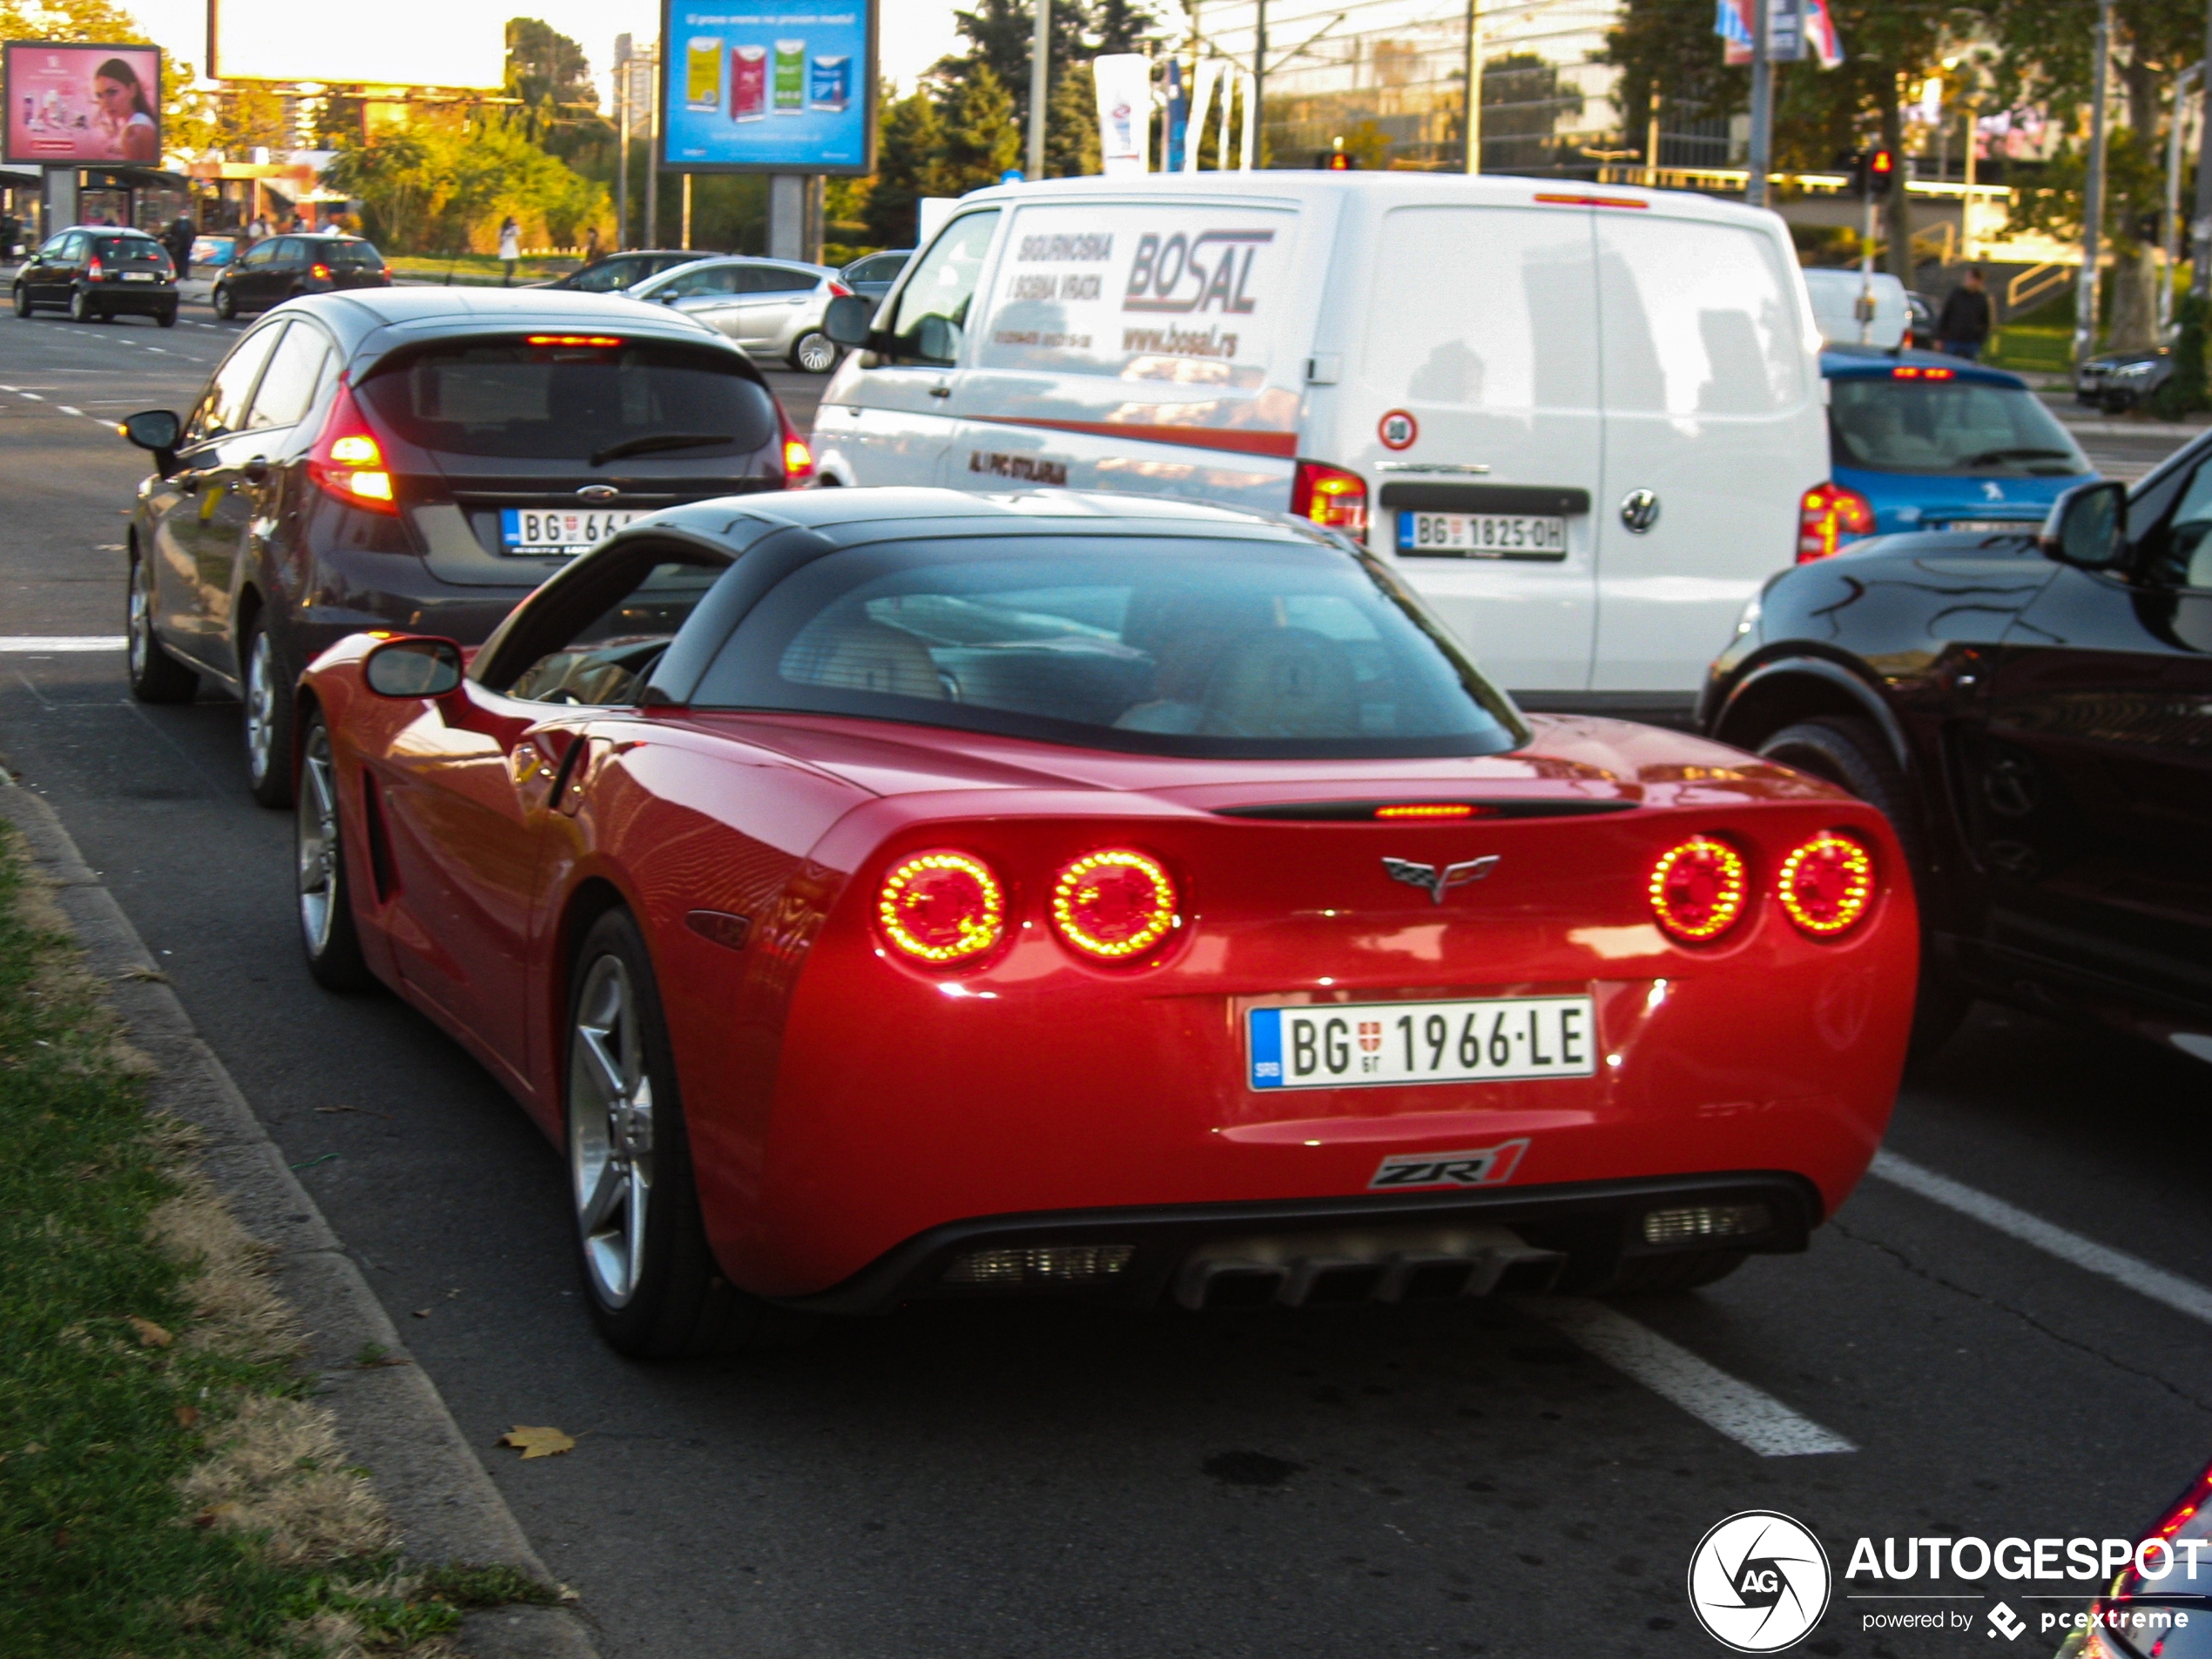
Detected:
left=813, top=172, right=1827, bottom=718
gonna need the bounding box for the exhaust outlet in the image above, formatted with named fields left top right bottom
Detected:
left=1174, top=1224, right=1565, bottom=1311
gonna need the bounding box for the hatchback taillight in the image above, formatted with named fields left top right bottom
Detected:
left=1291, top=460, right=1367, bottom=541
left=1798, top=482, right=1875, bottom=563
left=86, top=256, right=104, bottom=280
left=779, top=404, right=814, bottom=485
left=826, top=279, right=853, bottom=297
left=307, top=381, right=400, bottom=516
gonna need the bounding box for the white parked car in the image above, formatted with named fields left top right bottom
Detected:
left=1800, top=266, right=1909, bottom=352
left=629, top=255, right=851, bottom=373
left=813, top=172, right=1828, bottom=717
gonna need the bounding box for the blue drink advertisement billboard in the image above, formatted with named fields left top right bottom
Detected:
left=659, top=3, right=876, bottom=174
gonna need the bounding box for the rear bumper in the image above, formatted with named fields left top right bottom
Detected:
left=772, top=1170, right=1821, bottom=1314
left=88, top=284, right=175, bottom=313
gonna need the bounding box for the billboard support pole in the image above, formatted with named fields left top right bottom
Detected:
left=768, top=172, right=802, bottom=260
left=42, top=167, right=78, bottom=236
left=645, top=39, right=661, bottom=248
left=616, top=36, right=631, bottom=251
left=681, top=172, right=692, bottom=248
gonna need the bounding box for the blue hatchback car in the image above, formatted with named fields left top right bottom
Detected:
left=1799, top=346, right=2096, bottom=559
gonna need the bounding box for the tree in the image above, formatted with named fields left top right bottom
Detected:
left=941, top=0, right=1091, bottom=135
left=1091, top=0, right=1161, bottom=54
left=1602, top=0, right=1747, bottom=167
left=1045, top=60, right=1101, bottom=178
left=325, top=111, right=610, bottom=253
left=865, top=87, right=947, bottom=247
left=938, top=63, right=1021, bottom=192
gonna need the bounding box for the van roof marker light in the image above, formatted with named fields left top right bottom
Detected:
left=1534, top=193, right=1649, bottom=210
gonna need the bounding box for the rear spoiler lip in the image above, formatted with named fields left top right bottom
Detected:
left=1213, top=799, right=1640, bottom=823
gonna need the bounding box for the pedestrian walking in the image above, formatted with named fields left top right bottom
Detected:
left=583, top=224, right=602, bottom=265
left=165, top=212, right=195, bottom=280
left=1936, top=267, right=1993, bottom=361
left=246, top=213, right=270, bottom=244
left=498, top=215, right=521, bottom=286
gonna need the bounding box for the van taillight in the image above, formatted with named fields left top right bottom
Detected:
left=1798, top=482, right=1874, bottom=563
left=1292, top=461, right=1367, bottom=541
left=307, top=381, right=400, bottom=516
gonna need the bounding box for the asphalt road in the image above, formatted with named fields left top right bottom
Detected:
left=3, top=300, right=2210, bottom=1659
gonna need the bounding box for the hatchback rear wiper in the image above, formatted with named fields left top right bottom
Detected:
left=589, top=432, right=737, bottom=466
left=1959, top=446, right=2075, bottom=467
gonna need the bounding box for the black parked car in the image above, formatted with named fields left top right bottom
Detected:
left=212, top=233, right=391, bottom=320
left=1701, top=454, right=2212, bottom=1058
left=117, top=287, right=814, bottom=806
left=13, top=226, right=178, bottom=324
left=539, top=249, right=711, bottom=293
left=2078, top=346, right=2174, bottom=415
left=838, top=248, right=912, bottom=305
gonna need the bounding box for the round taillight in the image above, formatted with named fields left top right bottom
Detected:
left=1777, top=833, right=1876, bottom=936
left=1049, top=849, right=1178, bottom=961
left=877, top=851, right=1005, bottom=964
left=1649, top=837, right=1749, bottom=941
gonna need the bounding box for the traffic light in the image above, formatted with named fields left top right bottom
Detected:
left=1320, top=142, right=1354, bottom=171
left=1855, top=148, right=1896, bottom=199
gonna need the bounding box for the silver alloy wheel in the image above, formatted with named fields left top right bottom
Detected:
left=244, top=629, right=277, bottom=784
left=794, top=330, right=837, bottom=373
left=569, top=954, right=654, bottom=1307
left=296, top=723, right=340, bottom=954
left=127, top=558, right=152, bottom=679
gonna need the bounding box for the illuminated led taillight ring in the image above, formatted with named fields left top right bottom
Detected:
left=877, top=851, right=1005, bottom=964
left=1648, top=836, right=1750, bottom=942
left=1050, top=849, right=1178, bottom=961
left=1777, top=833, right=1876, bottom=936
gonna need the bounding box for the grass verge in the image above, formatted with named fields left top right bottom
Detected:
left=383, top=253, right=583, bottom=287
left=0, top=819, right=534, bottom=1656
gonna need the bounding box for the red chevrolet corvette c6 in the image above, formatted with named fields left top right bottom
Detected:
left=292, top=488, right=1915, bottom=1354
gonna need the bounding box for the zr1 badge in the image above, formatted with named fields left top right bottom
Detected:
left=1369, top=1139, right=1529, bottom=1190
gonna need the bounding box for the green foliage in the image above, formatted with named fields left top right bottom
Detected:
left=2151, top=291, right=2209, bottom=418
left=940, top=64, right=1022, bottom=193
left=327, top=113, right=610, bottom=254
left=865, top=87, right=947, bottom=248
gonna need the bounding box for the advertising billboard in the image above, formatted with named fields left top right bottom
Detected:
left=660, top=3, right=877, bottom=175
left=206, top=0, right=504, bottom=89
left=4, top=42, right=161, bottom=166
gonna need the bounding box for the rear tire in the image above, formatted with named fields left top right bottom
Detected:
left=295, top=711, right=374, bottom=992
left=12, top=284, right=29, bottom=318
left=156, top=307, right=177, bottom=328
left=69, top=287, right=94, bottom=322
left=125, top=550, right=199, bottom=704
left=1756, top=716, right=1971, bottom=1055
left=241, top=617, right=296, bottom=808
left=565, top=907, right=809, bottom=1358
left=790, top=329, right=838, bottom=373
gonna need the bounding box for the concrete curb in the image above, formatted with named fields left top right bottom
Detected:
left=0, top=779, right=600, bottom=1659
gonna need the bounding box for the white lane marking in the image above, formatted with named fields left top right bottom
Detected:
left=1519, top=1298, right=1856, bottom=1457
left=0, top=635, right=128, bottom=652
left=57, top=405, right=82, bottom=416
left=1871, top=1150, right=2212, bottom=1327
left=18, top=391, right=42, bottom=400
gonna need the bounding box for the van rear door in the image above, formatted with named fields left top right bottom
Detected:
left=1590, top=207, right=1824, bottom=699
left=1356, top=202, right=1601, bottom=694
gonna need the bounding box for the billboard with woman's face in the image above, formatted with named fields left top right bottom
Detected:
left=4, top=43, right=161, bottom=165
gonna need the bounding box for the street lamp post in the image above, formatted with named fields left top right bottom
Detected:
left=2077, top=0, right=2114, bottom=368
left=1464, top=0, right=1480, bottom=174
left=1746, top=0, right=1772, bottom=209
left=1027, top=0, right=1049, bottom=180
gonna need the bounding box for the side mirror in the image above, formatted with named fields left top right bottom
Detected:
left=363, top=636, right=464, bottom=698
left=824, top=293, right=874, bottom=348
left=120, top=408, right=181, bottom=452
left=2039, top=479, right=2128, bottom=571
left=915, top=313, right=963, bottom=364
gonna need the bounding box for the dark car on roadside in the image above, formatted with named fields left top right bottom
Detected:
left=12, top=226, right=178, bottom=325
left=115, top=287, right=816, bottom=806
left=2077, top=345, right=2174, bottom=415
left=538, top=249, right=712, bottom=294
left=212, top=233, right=391, bottom=320
left=1904, top=289, right=1938, bottom=352
left=1702, top=446, right=2212, bottom=1062
left=839, top=248, right=912, bottom=306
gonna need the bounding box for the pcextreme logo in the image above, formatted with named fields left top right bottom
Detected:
left=1687, top=1511, right=1833, bottom=1652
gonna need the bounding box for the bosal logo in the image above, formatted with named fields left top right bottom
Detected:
left=1688, top=1511, right=1832, bottom=1652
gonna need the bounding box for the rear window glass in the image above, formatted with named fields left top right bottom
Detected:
left=357, top=339, right=777, bottom=461
left=693, top=536, right=1527, bottom=760
left=312, top=239, right=382, bottom=268
left=1829, top=378, right=2090, bottom=475
left=96, top=236, right=167, bottom=265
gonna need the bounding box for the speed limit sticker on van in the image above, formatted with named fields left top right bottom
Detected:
left=1398, top=512, right=1567, bottom=560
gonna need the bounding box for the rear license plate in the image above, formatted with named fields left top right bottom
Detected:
left=1248, top=995, right=1595, bottom=1090
left=500, top=508, right=646, bottom=556
left=1932, top=519, right=2037, bottom=534
left=1397, top=511, right=1567, bottom=560
left=123, top=272, right=157, bottom=281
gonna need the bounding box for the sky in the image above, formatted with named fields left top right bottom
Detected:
left=122, top=0, right=968, bottom=110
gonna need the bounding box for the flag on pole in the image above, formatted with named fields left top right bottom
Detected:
left=1715, top=0, right=1755, bottom=55
left=1801, top=0, right=1844, bottom=68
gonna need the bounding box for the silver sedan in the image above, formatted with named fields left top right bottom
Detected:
left=627, top=256, right=849, bottom=373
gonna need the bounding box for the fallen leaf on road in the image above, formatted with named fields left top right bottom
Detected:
left=128, top=1317, right=173, bottom=1348
left=496, top=1426, right=576, bottom=1460
left=174, top=1405, right=199, bottom=1428
left=412, top=1308, right=430, bottom=1318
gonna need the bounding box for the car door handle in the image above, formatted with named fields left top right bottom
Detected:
left=928, top=386, right=952, bottom=398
